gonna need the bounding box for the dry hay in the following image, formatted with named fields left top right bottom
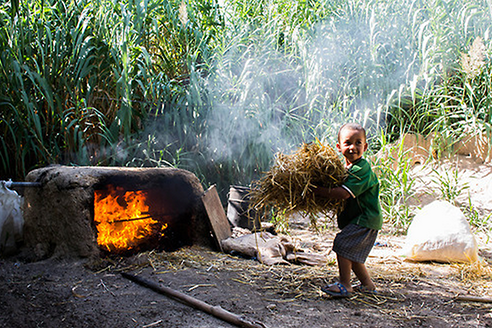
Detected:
left=106, top=245, right=492, bottom=310
left=143, top=246, right=339, bottom=300
left=250, top=141, right=346, bottom=221
left=124, top=247, right=408, bottom=305
left=453, top=258, right=492, bottom=285
left=372, top=254, right=492, bottom=298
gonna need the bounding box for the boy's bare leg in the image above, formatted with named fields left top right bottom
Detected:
left=326, top=254, right=354, bottom=293
left=351, top=262, right=376, bottom=291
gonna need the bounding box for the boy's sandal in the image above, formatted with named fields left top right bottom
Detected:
left=321, top=282, right=351, bottom=298
left=353, top=284, right=378, bottom=294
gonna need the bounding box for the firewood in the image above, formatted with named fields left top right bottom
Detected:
left=456, top=295, right=492, bottom=303
left=121, top=272, right=267, bottom=328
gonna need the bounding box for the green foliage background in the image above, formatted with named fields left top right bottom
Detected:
left=1, top=0, right=491, bottom=232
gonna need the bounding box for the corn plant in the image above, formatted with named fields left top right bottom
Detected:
left=463, top=192, right=491, bottom=236
left=0, top=0, right=220, bottom=180
left=371, top=133, right=417, bottom=234
left=431, top=167, right=469, bottom=206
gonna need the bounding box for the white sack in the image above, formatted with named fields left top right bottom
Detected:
left=0, top=181, right=24, bottom=254
left=402, top=200, right=478, bottom=263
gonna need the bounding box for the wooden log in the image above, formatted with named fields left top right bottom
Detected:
left=456, top=295, right=492, bottom=303
left=121, top=272, right=267, bottom=328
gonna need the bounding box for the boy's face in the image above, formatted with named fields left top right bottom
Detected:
left=336, top=127, right=368, bottom=165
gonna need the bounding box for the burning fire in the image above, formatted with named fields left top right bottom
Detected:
left=94, top=185, right=167, bottom=252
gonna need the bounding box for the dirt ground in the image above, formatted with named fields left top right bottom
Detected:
left=1, top=157, right=492, bottom=328
left=1, top=225, right=491, bottom=328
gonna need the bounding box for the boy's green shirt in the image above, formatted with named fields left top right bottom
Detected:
left=337, top=157, right=383, bottom=230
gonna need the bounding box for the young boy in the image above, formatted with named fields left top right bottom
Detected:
left=315, top=123, right=383, bottom=297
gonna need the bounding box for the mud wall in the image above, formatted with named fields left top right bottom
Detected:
left=22, top=165, right=213, bottom=259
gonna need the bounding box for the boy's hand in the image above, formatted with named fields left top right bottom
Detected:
left=314, top=186, right=351, bottom=200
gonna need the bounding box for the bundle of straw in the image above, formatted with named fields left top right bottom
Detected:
left=250, top=140, right=347, bottom=219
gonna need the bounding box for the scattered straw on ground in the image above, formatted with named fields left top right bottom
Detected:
left=108, top=243, right=492, bottom=311
left=143, top=246, right=338, bottom=300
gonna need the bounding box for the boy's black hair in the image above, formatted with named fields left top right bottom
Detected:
left=338, top=123, right=366, bottom=141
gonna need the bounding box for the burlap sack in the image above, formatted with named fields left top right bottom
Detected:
left=402, top=200, right=478, bottom=263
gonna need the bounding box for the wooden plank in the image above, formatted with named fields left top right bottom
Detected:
left=201, top=185, right=231, bottom=251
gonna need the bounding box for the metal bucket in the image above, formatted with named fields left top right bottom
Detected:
left=227, top=185, right=261, bottom=230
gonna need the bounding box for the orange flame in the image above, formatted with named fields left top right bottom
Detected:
left=94, top=185, right=166, bottom=252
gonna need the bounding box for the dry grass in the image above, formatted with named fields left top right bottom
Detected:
left=249, top=141, right=346, bottom=223
left=453, top=258, right=492, bottom=284
left=111, top=242, right=492, bottom=313
left=143, top=246, right=338, bottom=300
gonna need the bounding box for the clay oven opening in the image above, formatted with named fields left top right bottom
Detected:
left=93, top=185, right=192, bottom=255
left=22, top=166, right=213, bottom=259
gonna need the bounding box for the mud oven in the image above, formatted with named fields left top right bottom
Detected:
left=22, top=166, right=214, bottom=259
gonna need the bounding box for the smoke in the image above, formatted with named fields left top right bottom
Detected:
left=136, top=0, right=484, bottom=185
left=200, top=11, right=413, bottom=168
left=204, top=58, right=297, bottom=162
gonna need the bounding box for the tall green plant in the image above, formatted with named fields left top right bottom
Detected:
left=386, top=0, right=492, bottom=150
left=0, top=0, right=220, bottom=179
left=371, top=133, right=416, bottom=233
left=1, top=0, right=492, bottom=216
